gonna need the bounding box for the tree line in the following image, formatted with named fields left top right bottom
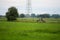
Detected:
left=18, top=13, right=60, bottom=18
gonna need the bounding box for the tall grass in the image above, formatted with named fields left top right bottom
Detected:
left=0, top=18, right=60, bottom=40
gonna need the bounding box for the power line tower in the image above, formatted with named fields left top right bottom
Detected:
left=26, top=0, right=32, bottom=14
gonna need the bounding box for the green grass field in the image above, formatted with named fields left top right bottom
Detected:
left=0, top=18, right=60, bottom=40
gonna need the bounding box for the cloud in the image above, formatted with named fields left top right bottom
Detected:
left=32, top=0, right=60, bottom=8
left=0, top=0, right=60, bottom=15
left=0, top=0, right=26, bottom=15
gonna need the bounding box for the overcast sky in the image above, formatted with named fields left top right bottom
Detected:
left=0, top=0, right=60, bottom=15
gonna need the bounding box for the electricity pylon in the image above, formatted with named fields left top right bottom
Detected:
left=26, top=0, right=32, bottom=14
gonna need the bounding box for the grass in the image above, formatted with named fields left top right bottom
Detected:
left=0, top=18, right=60, bottom=40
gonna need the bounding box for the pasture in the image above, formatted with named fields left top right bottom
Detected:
left=0, top=18, right=60, bottom=40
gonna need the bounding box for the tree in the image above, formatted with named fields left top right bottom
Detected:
left=37, top=14, right=50, bottom=18
left=51, top=14, right=60, bottom=18
left=31, top=13, right=36, bottom=17
left=40, top=14, right=50, bottom=18
left=36, top=14, right=40, bottom=18
left=20, top=14, right=25, bottom=18
left=6, top=7, right=19, bottom=21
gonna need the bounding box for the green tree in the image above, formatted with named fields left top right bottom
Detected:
left=20, top=14, right=25, bottom=18
left=31, top=13, right=36, bottom=17
left=6, top=7, right=19, bottom=21
left=52, top=14, right=60, bottom=18
left=37, top=14, right=50, bottom=18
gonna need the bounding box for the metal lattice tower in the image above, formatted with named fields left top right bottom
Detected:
left=26, top=0, right=32, bottom=14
